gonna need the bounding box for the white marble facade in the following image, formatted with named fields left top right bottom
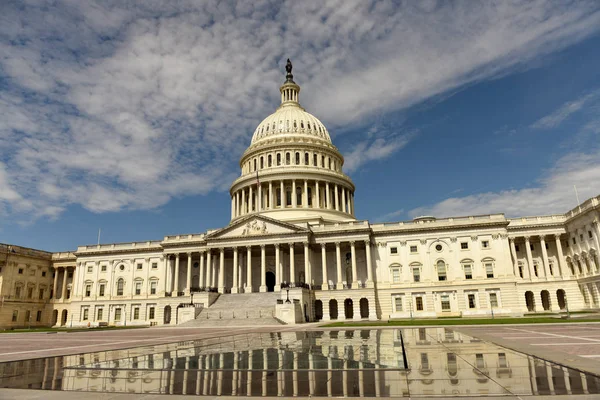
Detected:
left=1, top=63, right=599, bottom=328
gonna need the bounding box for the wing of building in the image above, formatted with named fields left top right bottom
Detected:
left=1, top=62, right=599, bottom=328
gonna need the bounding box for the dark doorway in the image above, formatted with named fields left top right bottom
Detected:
left=266, top=271, right=276, bottom=292
left=61, top=309, right=68, bottom=326
left=164, top=305, right=171, bottom=324
left=541, top=290, right=551, bottom=311
left=525, top=291, right=535, bottom=312
left=52, top=310, right=58, bottom=326
left=344, top=298, right=354, bottom=319
left=360, top=298, right=369, bottom=319
left=315, top=300, right=323, bottom=320
left=557, top=289, right=566, bottom=310
left=329, top=299, right=338, bottom=320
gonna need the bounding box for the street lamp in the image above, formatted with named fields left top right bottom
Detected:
left=285, top=289, right=291, bottom=304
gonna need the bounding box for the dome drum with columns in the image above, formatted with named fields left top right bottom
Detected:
left=230, top=60, right=356, bottom=224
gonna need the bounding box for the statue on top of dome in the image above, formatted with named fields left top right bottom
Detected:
left=285, top=58, right=294, bottom=82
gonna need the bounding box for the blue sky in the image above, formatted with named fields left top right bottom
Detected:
left=1, top=1, right=600, bottom=252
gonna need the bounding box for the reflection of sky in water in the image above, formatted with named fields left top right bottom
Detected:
left=1, top=328, right=600, bottom=397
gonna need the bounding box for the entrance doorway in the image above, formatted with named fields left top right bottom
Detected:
left=344, top=298, right=354, bottom=319
left=525, top=291, right=535, bottom=312
left=164, top=306, right=171, bottom=324
left=266, top=271, right=275, bottom=292
left=315, top=300, right=323, bottom=320
left=557, top=289, right=566, bottom=309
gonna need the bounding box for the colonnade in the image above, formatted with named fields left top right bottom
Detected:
left=52, top=266, right=74, bottom=300
left=508, top=234, right=568, bottom=280
left=164, top=240, right=374, bottom=295
left=231, top=179, right=354, bottom=219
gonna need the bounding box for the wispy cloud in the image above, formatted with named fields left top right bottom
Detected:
left=1, top=1, right=600, bottom=223
left=531, top=91, right=599, bottom=129
left=409, top=150, right=600, bottom=218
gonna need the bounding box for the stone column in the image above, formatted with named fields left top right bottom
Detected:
left=304, top=242, right=310, bottom=286
left=280, top=180, right=284, bottom=208
left=249, top=185, right=254, bottom=213
left=293, top=352, right=299, bottom=396
left=173, top=254, right=180, bottom=294
left=231, top=196, right=235, bottom=219
left=258, top=183, right=262, bottom=211
left=525, top=236, right=535, bottom=280
left=199, top=251, right=205, bottom=288
left=61, top=267, right=68, bottom=300
left=321, top=244, right=329, bottom=290
left=268, top=181, right=273, bottom=210
left=336, top=242, right=342, bottom=289
left=206, top=251, right=212, bottom=289
left=186, top=252, right=193, bottom=293
left=162, top=255, right=169, bottom=294
left=509, top=238, right=519, bottom=277
left=289, top=243, right=295, bottom=283
left=292, top=179, right=297, bottom=208
left=247, top=350, right=253, bottom=396
left=341, top=187, right=347, bottom=213
left=241, top=189, right=246, bottom=215
left=351, top=241, right=358, bottom=287
left=130, top=258, right=136, bottom=296
left=555, top=235, right=568, bottom=277
left=52, top=267, right=59, bottom=299
left=334, top=184, right=339, bottom=211
left=540, top=236, right=551, bottom=279
left=232, top=247, right=239, bottom=293
left=365, top=240, right=374, bottom=288
left=315, top=181, right=320, bottom=209
left=260, top=245, right=267, bottom=292
left=218, top=248, right=225, bottom=293
left=326, top=182, right=331, bottom=209
left=304, top=180, right=308, bottom=208
left=246, top=246, right=252, bottom=292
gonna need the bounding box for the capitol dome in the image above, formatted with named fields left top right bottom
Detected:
left=229, top=59, right=356, bottom=224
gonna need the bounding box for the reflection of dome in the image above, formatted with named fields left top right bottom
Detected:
left=229, top=59, right=356, bottom=224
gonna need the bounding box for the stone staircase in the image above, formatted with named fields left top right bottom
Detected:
left=180, top=292, right=284, bottom=326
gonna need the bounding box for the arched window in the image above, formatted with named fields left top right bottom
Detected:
left=328, top=158, right=331, bottom=169
left=286, top=153, right=290, bottom=165
left=295, top=152, right=300, bottom=165
left=253, top=159, right=257, bottom=171
left=296, top=186, right=302, bottom=206
left=277, top=190, right=282, bottom=206
left=300, top=121, right=304, bottom=129
left=313, top=153, right=317, bottom=166
left=437, top=260, right=447, bottom=281
left=307, top=122, right=311, bottom=130
left=307, top=188, right=312, bottom=206
left=333, top=160, right=336, bottom=171
left=260, top=157, right=264, bottom=169
left=268, top=154, right=272, bottom=167
left=277, top=153, right=281, bottom=166
left=117, top=278, right=124, bottom=296
left=304, top=152, right=309, bottom=165
left=321, top=155, right=325, bottom=167
left=286, top=187, right=292, bottom=206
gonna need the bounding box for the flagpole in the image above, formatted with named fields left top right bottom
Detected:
left=574, top=185, right=581, bottom=211
left=97, top=228, right=101, bottom=245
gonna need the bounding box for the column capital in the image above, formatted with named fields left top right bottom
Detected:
left=246, top=245, right=252, bottom=250
left=539, top=235, right=546, bottom=241
left=260, top=244, right=266, bottom=249
left=144, top=257, right=150, bottom=262
left=553, top=233, right=562, bottom=240
left=288, top=243, right=295, bottom=248
left=349, top=241, right=355, bottom=246
left=509, top=237, right=515, bottom=243
left=274, top=243, right=280, bottom=249
left=232, top=246, right=238, bottom=251
left=187, top=251, right=193, bottom=256
left=335, top=241, right=341, bottom=247
left=198, top=249, right=206, bottom=254
left=303, top=241, right=309, bottom=247
left=219, top=247, right=225, bottom=252
left=321, top=243, right=327, bottom=249
left=524, top=235, right=531, bottom=241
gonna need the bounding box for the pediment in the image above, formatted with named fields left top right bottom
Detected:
left=206, top=215, right=310, bottom=240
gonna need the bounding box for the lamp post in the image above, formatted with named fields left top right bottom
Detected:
left=565, top=296, right=570, bottom=319
left=285, top=289, right=291, bottom=304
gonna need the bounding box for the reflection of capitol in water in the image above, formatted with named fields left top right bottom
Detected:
left=2, top=329, right=599, bottom=397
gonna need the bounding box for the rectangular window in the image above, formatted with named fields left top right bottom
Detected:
left=394, top=297, right=403, bottom=312
left=515, top=244, right=520, bottom=252
left=589, top=231, right=594, bottom=239
left=25, top=310, right=30, bottom=322
left=28, top=287, right=33, bottom=299
left=464, top=264, right=472, bottom=280
left=135, top=282, right=142, bottom=295
left=97, top=308, right=103, bottom=321
left=489, top=292, right=499, bottom=308
left=36, top=310, right=42, bottom=322
left=572, top=237, right=576, bottom=245
left=39, top=289, right=44, bottom=299
left=85, top=284, right=91, bottom=297
left=18, top=268, right=23, bottom=274
left=115, top=308, right=122, bottom=321
left=415, top=296, right=423, bottom=311
left=460, top=242, right=468, bottom=250
left=133, top=307, right=140, bottom=320
left=530, top=244, right=535, bottom=251
left=518, top=265, right=524, bottom=278
left=82, top=309, right=89, bottom=321
left=137, top=263, right=143, bottom=270
left=418, top=328, right=427, bottom=341
left=152, top=263, right=158, bottom=269
left=475, top=353, right=485, bottom=369
left=87, top=265, right=93, bottom=273
left=150, top=281, right=157, bottom=295
left=498, top=353, right=507, bottom=368
left=420, top=353, right=429, bottom=369
left=149, top=307, right=155, bottom=320
left=413, top=267, right=420, bottom=282
left=410, top=245, right=418, bottom=253
left=12, top=310, right=18, bottom=322
left=392, top=268, right=401, bottom=283
left=468, top=294, right=476, bottom=309
left=437, top=264, right=447, bottom=281
left=485, top=263, right=494, bottom=278
left=15, top=286, right=21, bottom=298
left=441, top=294, right=451, bottom=311
left=42, top=271, right=46, bottom=277
left=99, top=284, right=105, bottom=297
left=101, top=265, right=107, bottom=272
left=482, top=240, right=490, bottom=249
left=533, top=264, right=539, bottom=277
left=580, top=234, right=584, bottom=241
left=390, top=247, right=398, bottom=255
left=545, top=242, right=549, bottom=249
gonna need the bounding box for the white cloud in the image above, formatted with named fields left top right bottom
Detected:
left=1, top=1, right=600, bottom=223
left=409, top=150, right=600, bottom=218
left=531, top=91, right=599, bottom=129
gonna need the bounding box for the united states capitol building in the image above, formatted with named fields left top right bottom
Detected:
left=1, top=62, right=599, bottom=328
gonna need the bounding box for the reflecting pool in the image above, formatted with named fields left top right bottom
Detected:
left=1, top=328, right=599, bottom=397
